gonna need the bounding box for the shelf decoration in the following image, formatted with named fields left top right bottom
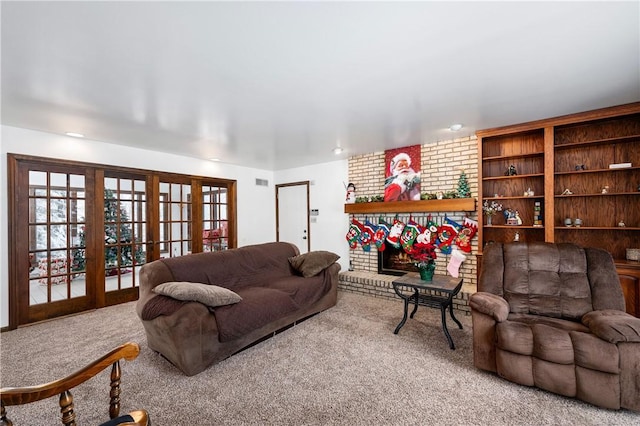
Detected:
left=483, top=200, right=503, bottom=225
left=456, top=169, right=471, bottom=198
left=503, top=208, right=522, bottom=226
left=345, top=182, right=356, bottom=204
left=533, top=201, right=543, bottom=227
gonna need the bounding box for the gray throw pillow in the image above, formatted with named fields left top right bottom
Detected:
left=153, top=281, right=242, bottom=307
left=289, top=251, right=340, bottom=278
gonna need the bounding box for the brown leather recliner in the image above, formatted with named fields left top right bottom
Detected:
left=471, top=242, right=640, bottom=412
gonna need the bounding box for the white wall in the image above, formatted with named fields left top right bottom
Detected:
left=0, top=126, right=349, bottom=328
left=0, top=125, right=279, bottom=327
left=274, top=160, right=349, bottom=272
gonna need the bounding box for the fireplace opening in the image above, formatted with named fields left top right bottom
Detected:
left=378, top=245, right=418, bottom=276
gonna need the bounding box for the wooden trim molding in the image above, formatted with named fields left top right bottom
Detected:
left=344, top=198, right=476, bottom=214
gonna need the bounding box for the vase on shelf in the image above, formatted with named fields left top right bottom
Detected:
left=418, top=262, right=436, bottom=282
left=486, top=215, right=493, bottom=225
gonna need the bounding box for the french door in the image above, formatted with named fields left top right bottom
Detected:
left=7, top=155, right=236, bottom=328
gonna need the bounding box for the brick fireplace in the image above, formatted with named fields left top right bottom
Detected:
left=378, top=245, right=418, bottom=275
left=337, top=135, right=480, bottom=315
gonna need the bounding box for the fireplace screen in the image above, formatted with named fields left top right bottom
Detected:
left=378, top=245, right=418, bottom=275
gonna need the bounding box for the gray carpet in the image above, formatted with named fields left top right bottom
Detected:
left=1, top=292, right=639, bottom=425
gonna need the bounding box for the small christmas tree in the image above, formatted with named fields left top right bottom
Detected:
left=71, top=189, right=145, bottom=274
left=456, top=170, right=471, bottom=198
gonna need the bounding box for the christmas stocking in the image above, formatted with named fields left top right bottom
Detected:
left=445, top=216, right=463, bottom=232
left=436, top=223, right=458, bottom=255
left=400, top=218, right=421, bottom=253
left=455, top=217, right=478, bottom=253
left=386, top=217, right=406, bottom=249
left=425, top=214, right=439, bottom=244
left=346, top=218, right=364, bottom=249
left=447, top=249, right=467, bottom=278
left=374, top=218, right=391, bottom=251
left=359, top=219, right=377, bottom=252
left=414, top=223, right=432, bottom=246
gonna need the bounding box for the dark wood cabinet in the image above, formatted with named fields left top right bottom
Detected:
left=477, top=102, right=640, bottom=317
left=616, top=261, right=640, bottom=318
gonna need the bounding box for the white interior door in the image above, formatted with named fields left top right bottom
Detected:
left=276, top=182, right=310, bottom=254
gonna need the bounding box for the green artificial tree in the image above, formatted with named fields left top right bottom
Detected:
left=71, top=189, right=145, bottom=275
left=456, top=169, right=471, bottom=198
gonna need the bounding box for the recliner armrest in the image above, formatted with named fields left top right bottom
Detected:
left=470, top=292, right=510, bottom=322
left=582, top=310, right=640, bottom=343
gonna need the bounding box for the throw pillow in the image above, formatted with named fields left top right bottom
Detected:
left=153, top=281, right=242, bottom=308
left=289, top=250, right=340, bottom=278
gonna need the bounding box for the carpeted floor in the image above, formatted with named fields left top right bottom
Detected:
left=1, top=291, right=639, bottom=425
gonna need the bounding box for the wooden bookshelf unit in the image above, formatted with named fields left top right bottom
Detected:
left=477, top=102, right=640, bottom=317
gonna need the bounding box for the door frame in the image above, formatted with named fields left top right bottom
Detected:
left=275, top=181, right=311, bottom=253
left=5, top=153, right=237, bottom=329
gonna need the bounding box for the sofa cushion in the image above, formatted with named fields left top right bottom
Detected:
left=533, top=358, right=576, bottom=397
left=213, top=287, right=299, bottom=342
left=266, top=274, right=330, bottom=307
left=158, top=242, right=300, bottom=290
left=575, top=366, right=621, bottom=410
left=288, top=250, right=340, bottom=278
left=582, top=310, right=640, bottom=343
left=140, top=295, right=187, bottom=321
left=496, top=321, right=533, bottom=355
left=153, top=281, right=242, bottom=307
left=571, top=331, right=619, bottom=374
left=469, top=292, right=509, bottom=322
left=532, top=323, right=574, bottom=364
left=508, top=313, right=589, bottom=333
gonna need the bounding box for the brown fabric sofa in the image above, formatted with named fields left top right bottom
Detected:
left=470, top=242, right=640, bottom=412
left=136, top=242, right=340, bottom=376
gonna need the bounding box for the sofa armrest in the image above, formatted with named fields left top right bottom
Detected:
left=469, top=292, right=510, bottom=322
left=582, top=310, right=640, bottom=343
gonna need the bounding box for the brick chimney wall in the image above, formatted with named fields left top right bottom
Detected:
left=342, top=135, right=480, bottom=305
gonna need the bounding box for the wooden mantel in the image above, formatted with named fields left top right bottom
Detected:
left=344, top=198, right=476, bottom=214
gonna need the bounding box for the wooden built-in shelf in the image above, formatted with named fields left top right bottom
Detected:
left=554, top=226, right=640, bottom=231
left=482, top=151, right=545, bottom=161
left=554, top=134, right=640, bottom=150
left=344, top=198, right=476, bottom=214
left=483, top=195, right=544, bottom=201
left=482, top=173, right=544, bottom=181
left=554, top=167, right=640, bottom=175
left=485, top=225, right=545, bottom=229
left=477, top=102, right=640, bottom=317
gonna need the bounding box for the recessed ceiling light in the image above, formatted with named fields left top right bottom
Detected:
left=65, top=132, right=84, bottom=138
left=449, top=124, right=463, bottom=132
left=209, top=158, right=221, bottom=162
left=332, top=147, right=343, bottom=155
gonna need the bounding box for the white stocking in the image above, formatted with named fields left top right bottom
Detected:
left=447, top=249, right=467, bottom=278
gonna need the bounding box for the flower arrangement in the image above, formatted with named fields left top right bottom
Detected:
left=407, top=241, right=438, bottom=268
left=482, top=200, right=503, bottom=216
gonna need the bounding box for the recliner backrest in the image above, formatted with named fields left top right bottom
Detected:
left=480, top=242, right=624, bottom=320
left=504, top=242, right=591, bottom=320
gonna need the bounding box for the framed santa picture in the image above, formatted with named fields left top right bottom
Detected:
left=384, top=145, right=421, bottom=202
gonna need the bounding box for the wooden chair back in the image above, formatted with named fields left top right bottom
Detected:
left=1, top=342, right=148, bottom=426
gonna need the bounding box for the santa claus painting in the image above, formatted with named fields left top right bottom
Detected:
left=384, top=145, right=421, bottom=202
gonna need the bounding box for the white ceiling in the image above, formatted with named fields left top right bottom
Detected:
left=2, top=1, right=639, bottom=170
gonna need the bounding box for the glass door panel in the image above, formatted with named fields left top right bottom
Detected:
left=159, top=181, right=192, bottom=258
left=28, top=171, right=87, bottom=306
left=202, top=185, right=228, bottom=252
left=103, top=177, right=147, bottom=292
